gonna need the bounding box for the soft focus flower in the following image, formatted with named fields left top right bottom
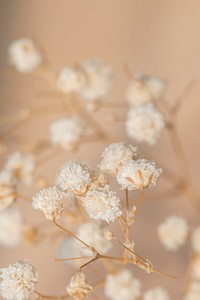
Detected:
left=99, top=142, right=137, bottom=175
left=58, top=161, right=91, bottom=195
left=77, top=59, right=114, bottom=101
left=158, top=215, right=189, bottom=251
left=117, top=159, right=162, bottom=190
left=143, top=286, right=171, bottom=300
left=66, top=271, right=92, bottom=300
left=144, top=75, right=166, bottom=100
left=83, top=185, right=122, bottom=223
left=105, top=269, right=141, bottom=300
left=126, top=103, right=165, bottom=145
left=8, top=38, right=41, bottom=73
left=5, top=152, right=35, bottom=185
left=191, top=226, right=200, bottom=254
left=77, top=222, right=112, bottom=255
left=50, top=117, right=86, bottom=150
left=32, top=186, right=64, bottom=220
left=57, top=67, right=84, bottom=94
left=0, top=207, right=23, bottom=247
left=0, top=259, right=38, bottom=300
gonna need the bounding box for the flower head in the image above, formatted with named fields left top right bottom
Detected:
left=66, top=271, right=92, bottom=300
left=8, top=39, right=41, bottom=72
left=32, top=186, right=64, bottom=220
left=0, top=259, right=38, bottom=300
left=117, top=159, right=162, bottom=190
left=57, top=67, right=84, bottom=94
left=144, top=286, right=171, bottom=300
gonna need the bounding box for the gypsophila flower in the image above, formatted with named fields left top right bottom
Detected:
left=66, top=271, right=92, bottom=300
left=77, top=222, right=112, bottom=255
left=5, top=152, right=35, bottom=185
left=117, top=159, right=162, bottom=190
left=191, top=226, right=200, bottom=254
left=99, top=142, right=137, bottom=175
left=0, top=207, right=23, bottom=247
left=0, top=259, right=38, bottom=300
left=83, top=185, right=122, bottom=223
left=104, top=229, right=114, bottom=241
left=58, top=161, right=91, bottom=195
left=50, top=117, right=86, bottom=151
left=77, top=59, right=114, bottom=101
left=32, top=186, right=64, bottom=220
left=57, top=67, right=84, bottom=94
left=105, top=269, right=141, bottom=300
left=126, top=103, right=165, bottom=145
left=158, top=215, right=189, bottom=251
left=144, top=75, right=166, bottom=100
left=8, top=39, right=41, bottom=73
left=143, top=286, right=171, bottom=300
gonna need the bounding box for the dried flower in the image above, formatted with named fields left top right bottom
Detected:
left=191, top=226, right=200, bottom=254
left=143, top=286, right=171, bottom=300
left=104, top=229, right=114, bottom=241
left=32, top=186, right=64, bottom=220
left=0, top=207, right=23, bottom=247
left=144, top=75, right=166, bottom=100
left=99, top=142, right=137, bottom=175
left=66, top=271, right=92, bottom=300
left=8, top=39, right=41, bottom=73
left=126, top=103, right=165, bottom=145
left=105, top=269, right=141, bottom=300
left=58, top=161, right=91, bottom=195
left=57, top=67, right=84, bottom=94
left=158, top=215, right=189, bottom=251
left=83, top=185, right=122, bottom=223
left=0, top=259, right=38, bottom=300
left=117, top=159, right=162, bottom=190
left=50, top=117, right=86, bottom=150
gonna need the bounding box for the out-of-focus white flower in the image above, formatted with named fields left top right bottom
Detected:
left=66, top=271, right=92, bottom=300
left=5, top=152, right=35, bottom=185
left=191, top=226, right=200, bottom=254
left=77, top=59, right=114, bottom=101
left=0, top=259, right=38, bottom=300
left=8, top=39, right=41, bottom=73
left=126, top=103, right=165, bottom=145
left=77, top=222, right=112, bottom=255
left=57, top=67, right=84, bottom=94
left=50, top=117, right=86, bottom=151
left=0, top=207, right=23, bottom=247
left=158, top=215, right=189, bottom=251
left=144, top=75, right=166, bottom=100
left=105, top=269, right=141, bottom=300
left=143, top=286, right=171, bottom=300
left=99, top=142, right=137, bottom=176
left=32, top=186, right=64, bottom=220
left=0, top=171, right=16, bottom=212
left=104, top=229, right=114, bottom=241
left=83, top=185, right=122, bottom=223
left=117, top=159, right=162, bottom=190
left=58, top=161, right=91, bottom=195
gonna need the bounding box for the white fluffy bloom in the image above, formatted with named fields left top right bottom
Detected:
left=117, top=159, right=162, bottom=190
left=0, top=259, right=38, bottom=300
left=105, top=269, right=141, bottom=300
left=5, top=152, right=35, bottom=185
left=144, top=75, right=166, bottom=100
left=143, top=287, right=171, bottom=300
left=126, top=103, right=165, bottom=145
left=83, top=185, right=122, bottom=223
left=58, top=161, right=91, bottom=195
left=8, top=38, right=41, bottom=73
left=77, top=222, right=112, bottom=255
left=77, top=59, right=114, bottom=101
left=99, top=142, right=137, bottom=175
left=57, top=67, right=84, bottom=94
left=32, top=186, right=64, bottom=220
left=191, top=226, right=200, bottom=254
left=66, top=271, right=92, bottom=300
left=0, top=207, right=23, bottom=247
left=50, top=117, right=86, bottom=150
left=158, top=215, right=189, bottom=251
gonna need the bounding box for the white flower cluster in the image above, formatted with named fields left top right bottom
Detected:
left=66, top=271, right=92, bottom=300
left=50, top=117, right=86, bottom=151
left=158, top=215, right=189, bottom=251
left=8, top=39, right=41, bottom=73
left=143, top=286, right=171, bottom=300
left=105, top=269, right=141, bottom=300
left=0, top=259, right=39, bottom=300
left=57, top=67, right=84, bottom=94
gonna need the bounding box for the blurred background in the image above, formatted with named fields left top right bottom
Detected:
left=1, top=1, right=200, bottom=299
